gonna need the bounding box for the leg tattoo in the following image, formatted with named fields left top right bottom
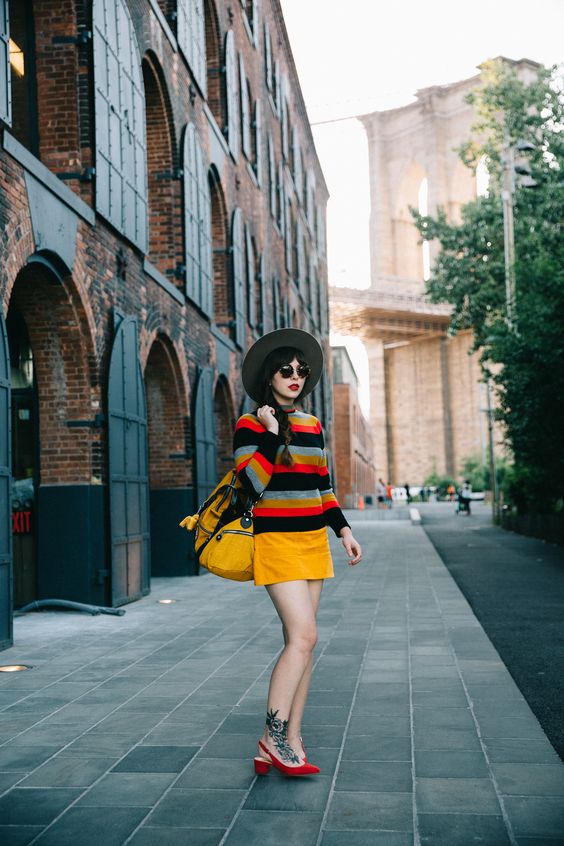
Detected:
left=266, top=709, right=300, bottom=764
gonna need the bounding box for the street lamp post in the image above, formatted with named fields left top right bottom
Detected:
left=501, top=135, right=536, bottom=329
left=501, top=139, right=517, bottom=328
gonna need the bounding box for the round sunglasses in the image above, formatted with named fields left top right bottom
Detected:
left=277, top=363, right=311, bottom=379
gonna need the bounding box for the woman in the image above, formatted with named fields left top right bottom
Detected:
left=234, top=328, right=362, bottom=777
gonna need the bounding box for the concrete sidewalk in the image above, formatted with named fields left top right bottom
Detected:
left=1, top=521, right=564, bottom=845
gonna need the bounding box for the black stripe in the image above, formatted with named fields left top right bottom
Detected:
left=254, top=514, right=328, bottom=533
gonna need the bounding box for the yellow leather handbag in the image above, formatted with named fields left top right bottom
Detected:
left=179, top=469, right=256, bottom=582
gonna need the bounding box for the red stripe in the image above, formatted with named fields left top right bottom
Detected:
left=252, top=451, right=273, bottom=474
left=291, top=422, right=322, bottom=434
left=273, top=463, right=320, bottom=474
left=322, top=500, right=339, bottom=511
left=254, top=505, right=324, bottom=518
left=318, top=465, right=329, bottom=476
left=235, top=417, right=264, bottom=433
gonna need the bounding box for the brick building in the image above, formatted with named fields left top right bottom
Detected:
left=331, top=346, right=375, bottom=509
left=0, top=0, right=332, bottom=649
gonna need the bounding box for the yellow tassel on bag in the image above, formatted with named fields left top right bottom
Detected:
left=179, top=514, right=199, bottom=532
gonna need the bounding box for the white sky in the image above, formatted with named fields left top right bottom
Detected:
left=280, top=0, right=564, bottom=416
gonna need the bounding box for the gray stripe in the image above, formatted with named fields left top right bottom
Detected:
left=261, top=489, right=321, bottom=501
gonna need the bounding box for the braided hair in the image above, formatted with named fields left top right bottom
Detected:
left=256, top=346, right=310, bottom=467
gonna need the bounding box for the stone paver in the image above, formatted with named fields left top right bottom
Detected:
left=0, top=517, right=563, bottom=845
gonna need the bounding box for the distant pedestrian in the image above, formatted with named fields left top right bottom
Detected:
left=420, top=486, right=426, bottom=503
left=404, top=483, right=411, bottom=504
left=458, top=480, right=472, bottom=515
left=447, top=483, right=456, bottom=502
left=376, top=478, right=386, bottom=509
left=385, top=482, right=393, bottom=509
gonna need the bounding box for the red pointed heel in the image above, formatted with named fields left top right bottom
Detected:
left=258, top=740, right=320, bottom=776
left=254, top=756, right=271, bottom=775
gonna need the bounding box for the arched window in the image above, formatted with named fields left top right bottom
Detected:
left=476, top=155, right=490, bottom=198
left=177, top=0, right=206, bottom=95
left=272, top=276, right=281, bottom=329
left=272, top=58, right=281, bottom=117
left=231, top=208, right=245, bottom=348
left=93, top=0, right=147, bottom=251
left=418, top=177, right=430, bottom=282
left=183, top=123, right=212, bottom=316
left=268, top=134, right=276, bottom=217
left=240, top=56, right=251, bottom=160
left=224, top=31, right=239, bottom=160
left=204, top=0, right=223, bottom=127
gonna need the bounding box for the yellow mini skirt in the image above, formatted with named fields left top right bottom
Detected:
left=253, top=527, right=334, bottom=586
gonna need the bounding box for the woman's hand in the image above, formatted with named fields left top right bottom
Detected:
left=339, top=527, right=362, bottom=565
left=256, top=405, right=279, bottom=435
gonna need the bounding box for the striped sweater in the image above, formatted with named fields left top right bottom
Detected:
left=233, top=410, right=350, bottom=537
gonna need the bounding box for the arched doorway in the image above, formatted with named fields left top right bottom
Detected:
left=6, top=256, right=102, bottom=607
left=144, top=336, right=194, bottom=576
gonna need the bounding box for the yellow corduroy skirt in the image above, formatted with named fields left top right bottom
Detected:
left=253, top=527, right=334, bottom=586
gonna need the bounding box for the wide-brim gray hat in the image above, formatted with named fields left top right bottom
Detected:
left=242, top=328, right=324, bottom=404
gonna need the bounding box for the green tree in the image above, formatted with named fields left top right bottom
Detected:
left=413, top=60, right=564, bottom=514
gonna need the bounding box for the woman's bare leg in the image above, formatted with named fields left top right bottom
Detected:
left=284, top=580, right=323, bottom=754
left=259, top=580, right=318, bottom=766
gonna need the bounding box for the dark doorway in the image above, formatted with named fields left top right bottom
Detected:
left=0, top=307, right=12, bottom=648
left=7, top=306, right=38, bottom=608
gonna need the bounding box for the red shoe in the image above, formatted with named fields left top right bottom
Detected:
left=255, top=740, right=320, bottom=776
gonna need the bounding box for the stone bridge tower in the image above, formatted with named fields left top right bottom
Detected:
left=330, top=60, right=537, bottom=485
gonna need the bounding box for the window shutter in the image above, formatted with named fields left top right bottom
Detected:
left=177, top=0, right=207, bottom=96
left=268, top=135, right=276, bottom=217
left=0, top=0, right=10, bottom=124
left=254, top=99, right=262, bottom=185
left=277, top=163, right=284, bottom=231
left=258, top=254, right=267, bottom=333
left=184, top=124, right=199, bottom=305
left=231, top=209, right=245, bottom=348
left=274, top=59, right=281, bottom=117
left=224, top=32, right=239, bottom=161
left=252, top=0, right=260, bottom=45
left=93, top=0, right=147, bottom=252
left=292, top=128, right=303, bottom=202
left=240, top=55, right=251, bottom=159
left=285, top=198, right=292, bottom=273
left=316, top=204, right=326, bottom=257
left=296, top=224, right=305, bottom=295
left=264, top=22, right=272, bottom=91
left=273, top=277, right=281, bottom=329
left=199, top=157, right=213, bottom=319
left=281, top=94, right=289, bottom=161
left=245, top=224, right=255, bottom=329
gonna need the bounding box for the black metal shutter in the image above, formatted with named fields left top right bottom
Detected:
left=225, top=32, right=239, bottom=161
left=0, top=308, right=12, bottom=649
left=232, top=208, right=245, bottom=349
left=177, top=0, right=207, bottom=96
left=0, top=0, right=10, bottom=125
left=108, top=315, right=150, bottom=606
left=194, top=367, right=217, bottom=506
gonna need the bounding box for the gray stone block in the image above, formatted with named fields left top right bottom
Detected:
left=414, top=749, right=488, bottom=778
left=30, top=805, right=149, bottom=846
left=149, top=787, right=245, bottom=828
left=244, top=774, right=332, bottom=811
left=19, top=756, right=117, bottom=787
left=224, top=809, right=323, bottom=846
left=175, top=757, right=256, bottom=790
left=0, top=787, right=81, bottom=825
left=78, top=772, right=176, bottom=806
left=112, top=746, right=198, bottom=773
left=416, top=777, right=501, bottom=815
left=326, top=790, right=413, bottom=831
left=418, top=812, right=511, bottom=844
left=336, top=760, right=412, bottom=792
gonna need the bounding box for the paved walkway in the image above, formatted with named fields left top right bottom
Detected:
left=1, top=520, right=564, bottom=845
